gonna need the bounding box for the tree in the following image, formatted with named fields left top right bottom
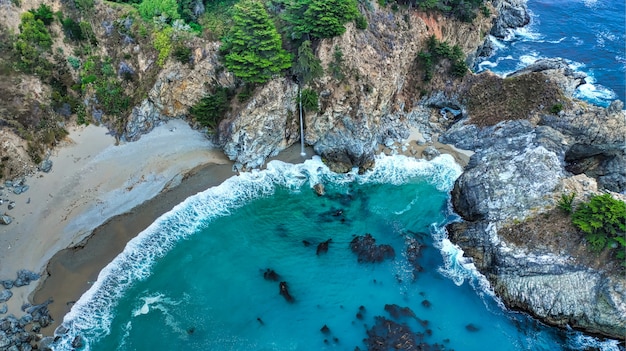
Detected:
left=292, top=40, right=322, bottom=85
left=15, top=12, right=52, bottom=74
left=284, top=0, right=359, bottom=40
left=572, top=194, right=626, bottom=253
left=221, top=0, right=292, bottom=84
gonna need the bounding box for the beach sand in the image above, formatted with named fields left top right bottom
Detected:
left=0, top=119, right=230, bottom=317
left=0, top=120, right=471, bottom=336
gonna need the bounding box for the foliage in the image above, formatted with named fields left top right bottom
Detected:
left=14, top=12, right=53, bottom=75
left=62, top=17, right=84, bottom=41
left=292, top=40, right=323, bottom=85
left=396, top=0, right=486, bottom=22
left=283, top=0, right=360, bottom=40
left=298, top=88, right=318, bottom=112
left=138, top=0, right=180, bottom=21
left=550, top=103, right=563, bottom=114
left=572, top=194, right=626, bottom=254
left=355, top=14, right=368, bottom=30
left=221, top=0, right=292, bottom=84
left=328, top=45, right=345, bottom=80
left=153, top=26, right=174, bottom=66
left=201, top=0, right=238, bottom=39
left=30, top=4, right=54, bottom=26
left=80, top=56, right=131, bottom=116
left=178, top=0, right=205, bottom=24
left=558, top=192, right=576, bottom=214
left=417, top=35, right=468, bottom=81
left=173, top=45, right=192, bottom=64
left=189, top=87, right=231, bottom=128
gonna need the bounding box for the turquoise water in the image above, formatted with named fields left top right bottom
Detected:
left=53, top=156, right=621, bottom=350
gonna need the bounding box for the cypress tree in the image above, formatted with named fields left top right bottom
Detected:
left=292, top=40, right=323, bottom=85
left=221, top=0, right=292, bottom=84
left=284, top=0, right=359, bottom=40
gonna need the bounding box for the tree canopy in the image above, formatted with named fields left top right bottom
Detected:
left=221, top=0, right=292, bottom=84
left=284, top=0, right=360, bottom=40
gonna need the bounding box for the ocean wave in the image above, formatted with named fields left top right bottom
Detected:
left=52, top=154, right=463, bottom=350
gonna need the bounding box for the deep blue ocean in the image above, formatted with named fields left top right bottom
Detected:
left=52, top=1, right=625, bottom=350
left=476, top=0, right=625, bottom=107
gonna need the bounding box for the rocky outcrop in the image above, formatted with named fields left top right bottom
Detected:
left=490, top=0, right=530, bottom=39
left=123, top=43, right=235, bottom=141
left=442, top=62, right=626, bottom=339
left=507, top=58, right=587, bottom=97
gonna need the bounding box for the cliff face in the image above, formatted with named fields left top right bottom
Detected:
left=210, top=5, right=493, bottom=171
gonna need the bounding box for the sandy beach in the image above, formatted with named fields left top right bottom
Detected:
left=0, top=119, right=471, bottom=336
left=0, top=119, right=230, bottom=317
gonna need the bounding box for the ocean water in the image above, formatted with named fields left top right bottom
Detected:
left=52, top=155, right=622, bottom=351
left=476, top=0, right=626, bottom=107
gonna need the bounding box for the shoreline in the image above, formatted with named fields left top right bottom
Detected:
left=4, top=122, right=471, bottom=337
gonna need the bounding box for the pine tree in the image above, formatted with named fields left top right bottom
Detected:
left=221, top=0, right=292, bottom=84
left=284, top=0, right=359, bottom=40
left=292, top=40, right=323, bottom=85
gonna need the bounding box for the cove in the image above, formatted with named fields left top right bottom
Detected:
left=53, top=155, right=618, bottom=350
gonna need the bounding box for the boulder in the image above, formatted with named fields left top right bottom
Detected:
left=0, top=290, right=12, bottom=303
left=0, top=215, right=12, bottom=225
left=14, top=270, right=40, bottom=287
left=490, top=0, right=530, bottom=39
left=38, top=159, right=52, bottom=173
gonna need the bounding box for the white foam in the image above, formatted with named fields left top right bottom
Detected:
left=567, top=332, right=622, bottom=351
left=52, top=154, right=463, bottom=350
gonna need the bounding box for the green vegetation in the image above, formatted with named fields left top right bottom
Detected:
left=173, top=45, right=192, bottom=64
left=138, top=0, right=180, bottom=21
left=153, top=26, right=174, bottom=66
left=292, top=40, right=323, bottom=85
left=572, top=194, right=626, bottom=258
left=550, top=103, right=563, bottom=114
left=393, top=0, right=487, bottom=22
left=220, top=0, right=291, bottom=84
left=284, top=0, right=360, bottom=40
left=557, top=192, right=576, bottom=214
left=189, top=86, right=232, bottom=129
left=328, top=45, right=345, bottom=81
left=14, top=12, right=53, bottom=75
left=298, top=88, right=318, bottom=112
left=30, top=4, right=54, bottom=25
left=81, top=56, right=130, bottom=115
left=417, top=35, right=468, bottom=81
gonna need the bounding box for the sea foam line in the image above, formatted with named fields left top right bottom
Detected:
left=52, top=154, right=462, bottom=350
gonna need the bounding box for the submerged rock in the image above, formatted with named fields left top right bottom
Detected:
left=350, top=234, right=395, bottom=263
left=0, top=215, right=12, bottom=225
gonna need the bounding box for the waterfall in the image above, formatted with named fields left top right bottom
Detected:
left=298, top=86, right=306, bottom=157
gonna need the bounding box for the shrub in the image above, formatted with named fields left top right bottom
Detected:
left=138, top=0, right=180, bottom=21
left=298, top=88, right=318, bottom=112
left=550, top=103, right=563, bottom=114
left=189, top=87, right=231, bottom=128
left=572, top=194, right=626, bottom=253
left=558, top=192, right=576, bottom=214
left=355, top=14, right=368, bottom=30
left=30, top=4, right=54, bottom=25
left=328, top=45, right=345, bottom=81
left=67, top=56, right=81, bottom=70
left=153, top=26, right=173, bottom=67
left=173, top=45, right=192, bottom=64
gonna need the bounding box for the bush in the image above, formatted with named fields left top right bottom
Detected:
left=572, top=194, right=626, bottom=253
left=550, top=103, right=563, bottom=114
left=189, top=87, right=231, bottom=128
left=328, top=45, right=345, bottom=81
left=30, top=4, right=54, bottom=26
left=298, top=88, right=318, bottom=112
left=153, top=27, right=173, bottom=67
left=558, top=192, right=576, bottom=214
left=173, top=45, right=192, bottom=64
left=355, top=14, right=368, bottom=30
